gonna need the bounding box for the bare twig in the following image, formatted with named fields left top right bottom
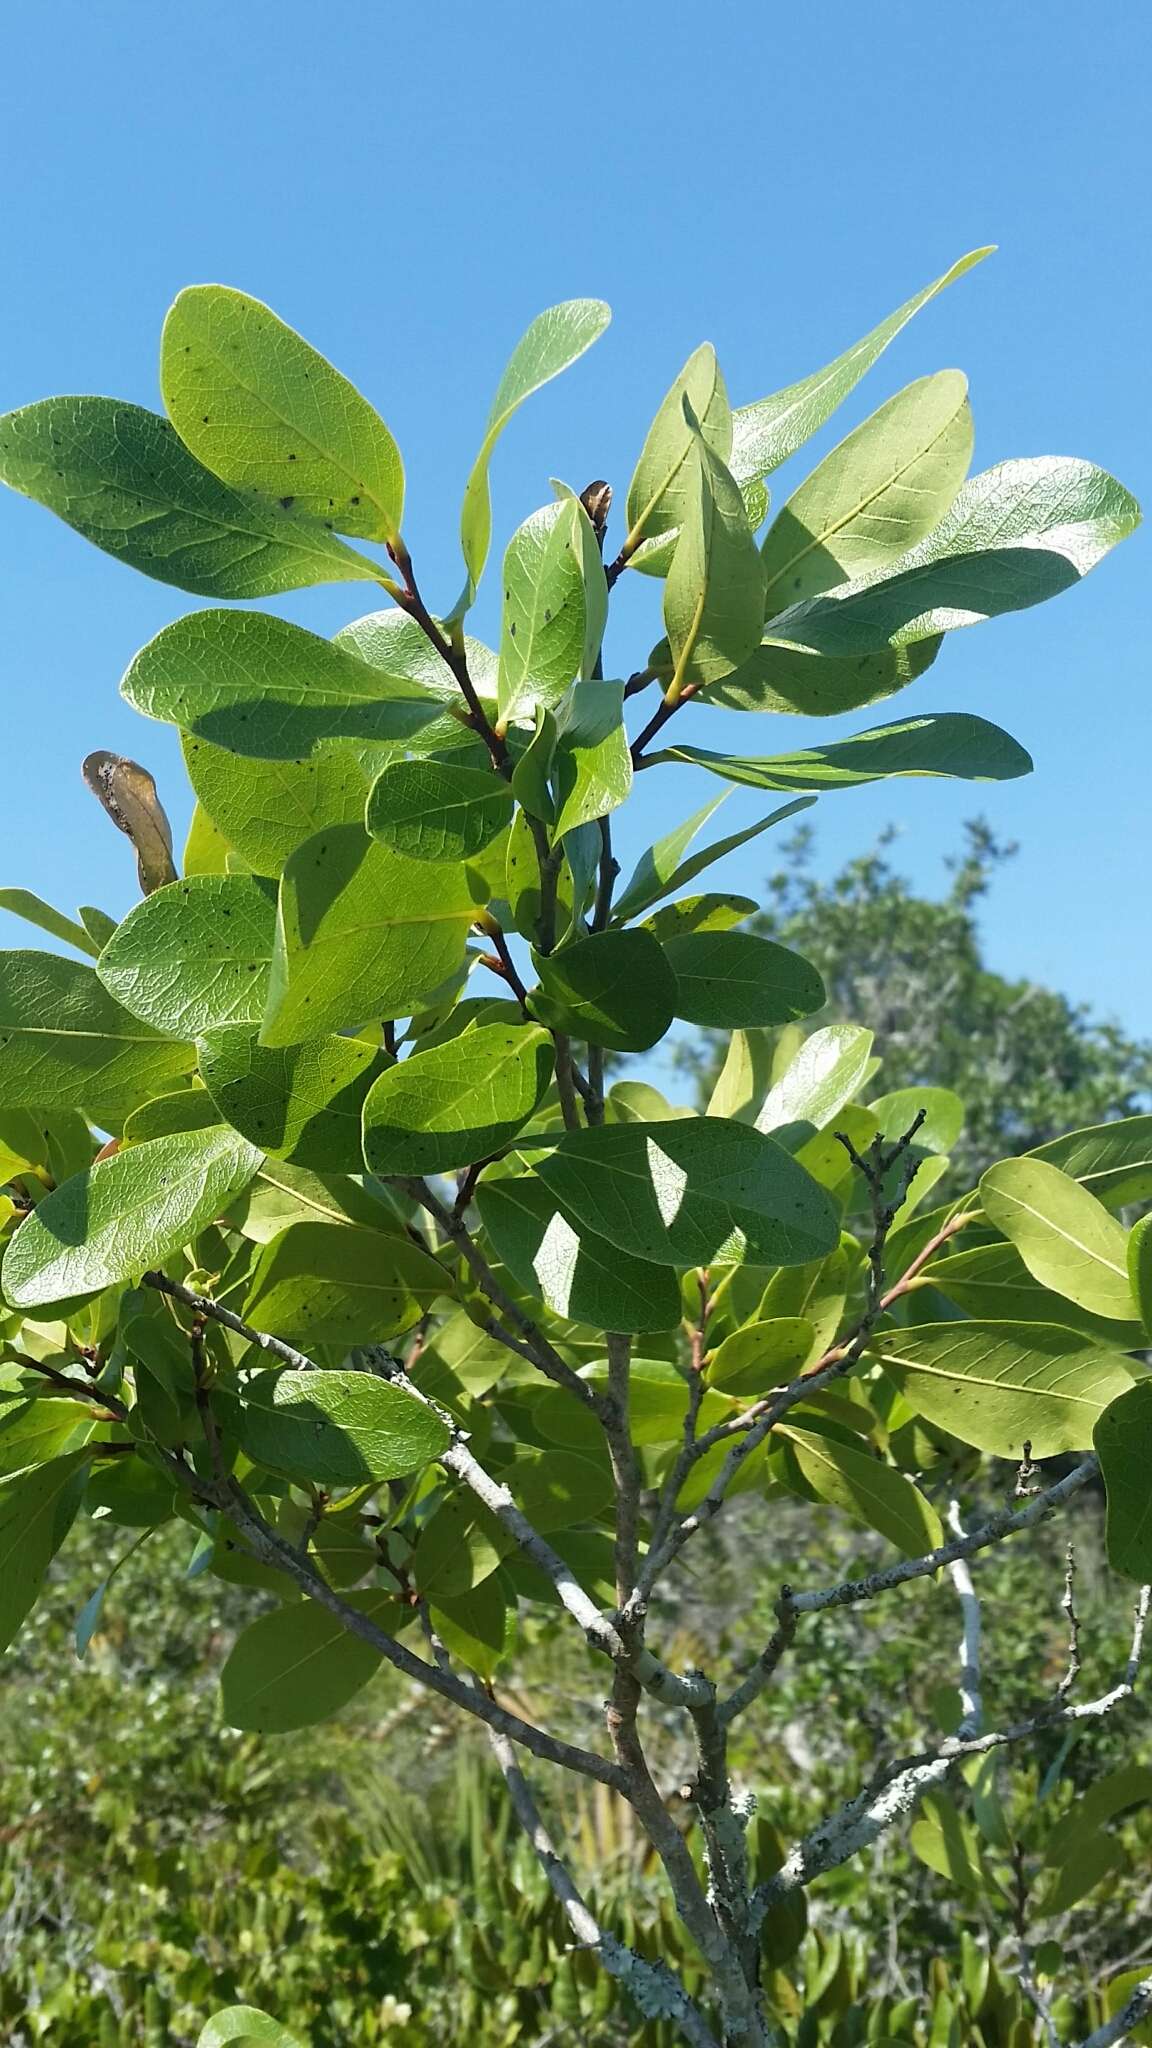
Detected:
left=1056, top=1541, right=1083, bottom=1703
left=947, top=1499, right=984, bottom=1738
left=1077, top=1975, right=1152, bottom=2047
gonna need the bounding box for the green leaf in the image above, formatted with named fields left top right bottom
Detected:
left=535, top=1117, right=839, bottom=1269
left=476, top=1174, right=681, bottom=1335
left=530, top=929, right=677, bottom=1052
left=870, top=1087, right=964, bottom=1156
left=705, top=1318, right=814, bottom=1396
left=183, top=733, right=379, bottom=876
left=431, top=1573, right=513, bottom=1682
left=1044, top=1765, right=1152, bottom=1866
left=706, top=1028, right=776, bottom=1124
left=122, top=608, right=444, bottom=762
left=162, top=284, right=404, bottom=541
left=0, top=1395, right=93, bottom=1480
left=454, top=299, right=611, bottom=614
left=663, top=931, right=825, bottom=1028
left=0, top=1452, right=89, bottom=1652
left=552, top=681, right=632, bottom=839
left=96, top=874, right=276, bottom=1038
left=612, top=795, right=814, bottom=923
left=226, top=1158, right=408, bottom=1242
left=0, top=398, right=378, bottom=595
left=767, top=456, right=1141, bottom=657
left=334, top=607, right=500, bottom=705
left=624, top=342, right=732, bottom=557
left=366, top=756, right=514, bottom=863
left=606, top=1081, right=694, bottom=1123
left=198, top=1027, right=382, bottom=1171
left=1029, top=1114, right=1152, bottom=1211
left=262, top=825, right=479, bottom=1047
left=199, top=2009, right=305, bottom=2048
left=123, top=1089, right=223, bottom=1144
left=361, top=1023, right=554, bottom=1175
left=756, top=1024, right=874, bottom=1145
left=776, top=1422, right=943, bottom=1555
left=0, top=889, right=100, bottom=958
left=643, top=894, right=758, bottom=941
left=0, top=952, right=196, bottom=1120
left=3, top=1129, right=263, bottom=1307
left=730, top=248, right=993, bottom=480
left=757, top=1244, right=852, bottom=1361
left=235, top=1366, right=451, bottom=1485
left=663, top=408, right=765, bottom=693
left=908, top=1787, right=988, bottom=1894
left=876, top=1321, right=1142, bottom=1457
left=496, top=499, right=592, bottom=722
left=653, top=714, right=1032, bottom=791
left=547, top=1359, right=734, bottom=1448
left=703, top=631, right=940, bottom=718
left=1130, top=1214, right=1152, bottom=1340
left=220, top=1591, right=403, bottom=1734
left=243, top=1223, right=449, bottom=1346
left=1095, top=1380, right=1152, bottom=1581
left=925, top=1240, right=1146, bottom=1349
left=980, top=1157, right=1136, bottom=1322
left=760, top=371, right=973, bottom=611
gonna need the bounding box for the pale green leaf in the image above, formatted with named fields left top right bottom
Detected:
left=361, top=1022, right=555, bottom=1175
left=162, top=284, right=404, bottom=540
left=1029, top=1115, right=1152, bottom=1211
left=777, top=1421, right=943, bottom=1555
left=0, top=1395, right=93, bottom=1480
left=3, top=1129, right=263, bottom=1307
left=980, top=1157, right=1136, bottom=1321
left=183, top=733, right=379, bottom=876
left=552, top=681, right=632, bottom=839
left=0, top=398, right=378, bottom=595
left=654, top=714, right=1032, bottom=790
left=243, top=1223, right=449, bottom=1346
left=366, top=756, right=513, bottom=863
left=198, top=1027, right=382, bottom=1171
left=706, top=1029, right=775, bottom=1125
left=496, top=499, right=590, bottom=722
left=612, top=795, right=814, bottom=924
left=871, top=1087, right=964, bottom=1156
left=199, top=2005, right=306, bottom=2048
left=97, top=874, right=276, bottom=1038
left=0, top=889, right=100, bottom=958
left=756, top=1024, right=874, bottom=1145
left=624, top=342, right=732, bottom=557
left=876, top=1321, right=1142, bottom=1457
left=705, top=1318, right=814, bottom=1396
left=235, top=1366, right=450, bottom=1486
left=663, top=409, right=765, bottom=693
left=923, top=1239, right=1146, bottom=1349
left=760, top=371, right=973, bottom=610
left=703, top=630, right=940, bottom=717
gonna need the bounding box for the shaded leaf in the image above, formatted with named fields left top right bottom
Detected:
left=220, top=1592, right=404, bottom=1735
left=0, top=889, right=100, bottom=958
left=0, top=1453, right=89, bottom=1653
left=531, top=929, right=677, bottom=1052
left=476, top=1174, right=682, bottom=1334
left=653, top=714, right=1032, bottom=791
left=552, top=680, right=632, bottom=839
left=663, top=930, right=825, bottom=1028
left=1095, top=1380, right=1152, bottom=1582
left=777, top=1421, right=943, bottom=1554
left=243, top=1222, right=449, bottom=1345
left=183, top=733, right=378, bottom=876
left=235, top=1366, right=450, bottom=1486
left=366, top=755, right=513, bottom=864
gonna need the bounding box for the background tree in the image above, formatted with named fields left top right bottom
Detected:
left=678, top=820, right=1152, bottom=1188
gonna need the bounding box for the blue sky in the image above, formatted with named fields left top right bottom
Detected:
left=3, top=1, right=1148, bottom=1035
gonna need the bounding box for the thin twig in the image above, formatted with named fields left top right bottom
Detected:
left=947, top=1499, right=984, bottom=1738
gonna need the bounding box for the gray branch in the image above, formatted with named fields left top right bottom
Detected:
left=1077, top=1976, right=1152, bottom=2048
left=947, top=1500, right=984, bottom=1738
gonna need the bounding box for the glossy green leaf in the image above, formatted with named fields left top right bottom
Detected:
left=876, top=1321, right=1142, bottom=1457
left=704, top=630, right=940, bottom=717
left=530, top=929, right=677, bottom=1052
left=220, top=1590, right=403, bottom=1732
left=123, top=608, right=444, bottom=762
left=199, top=2008, right=305, bottom=2048
left=663, top=408, right=765, bottom=693
left=654, top=714, right=1032, bottom=791
left=183, top=733, right=379, bottom=876
left=0, top=952, right=195, bottom=1120
left=0, top=398, right=378, bottom=595
left=366, top=756, right=513, bottom=863
left=0, top=889, right=100, bottom=958
left=496, top=499, right=590, bottom=722
left=1130, top=1215, right=1152, bottom=1340
left=980, top=1157, right=1136, bottom=1321
left=760, top=371, right=973, bottom=611
left=624, top=342, right=732, bottom=557
left=767, top=456, right=1141, bottom=656
left=776, top=1422, right=943, bottom=1555
left=730, top=249, right=992, bottom=481
left=97, top=874, right=276, bottom=1038
left=923, top=1238, right=1144, bottom=1348
left=3, top=1129, right=263, bottom=1307
left=235, top=1366, right=450, bottom=1485
left=756, top=1024, right=874, bottom=1145
left=0, top=1452, right=89, bottom=1653
left=162, top=284, right=404, bottom=541
left=705, top=1317, right=814, bottom=1396
left=552, top=681, right=632, bottom=839
left=612, top=794, right=814, bottom=923
left=476, top=1174, right=681, bottom=1334
left=663, top=931, right=825, bottom=1028
left=454, top=299, right=611, bottom=613
left=362, top=1022, right=554, bottom=1175
left=1029, top=1115, right=1152, bottom=1211
left=198, top=1027, right=382, bottom=1171
left=535, top=1117, right=840, bottom=1270
left=1094, top=1381, right=1152, bottom=1582
left=243, top=1223, right=449, bottom=1345
left=262, top=825, right=479, bottom=1046
left=0, top=1395, right=93, bottom=1480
